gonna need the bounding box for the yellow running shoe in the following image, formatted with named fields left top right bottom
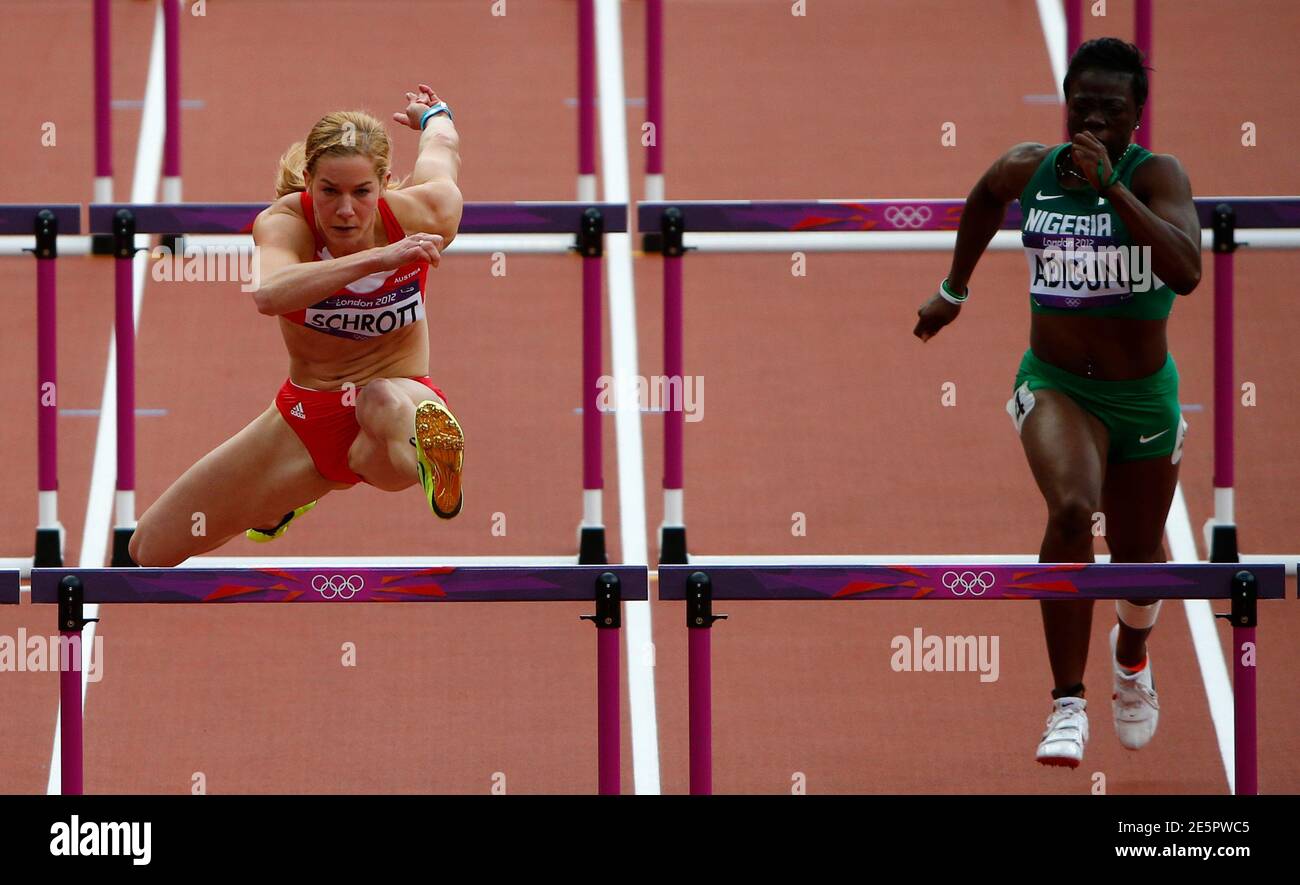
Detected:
left=246, top=500, right=317, bottom=543
left=412, top=399, right=464, bottom=519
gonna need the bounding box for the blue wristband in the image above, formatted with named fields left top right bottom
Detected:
left=419, top=103, right=453, bottom=129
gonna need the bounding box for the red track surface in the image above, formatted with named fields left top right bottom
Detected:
left=0, top=0, right=1296, bottom=795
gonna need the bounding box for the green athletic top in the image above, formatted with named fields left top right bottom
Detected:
left=1019, top=143, right=1176, bottom=320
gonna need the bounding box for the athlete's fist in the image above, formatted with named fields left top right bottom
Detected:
left=1068, top=132, right=1112, bottom=191
left=375, top=233, right=443, bottom=270
left=913, top=292, right=961, bottom=342
left=393, top=84, right=448, bottom=131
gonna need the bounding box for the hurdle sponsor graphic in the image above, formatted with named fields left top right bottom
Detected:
left=0, top=630, right=104, bottom=683
left=150, top=242, right=262, bottom=292
left=889, top=626, right=999, bottom=683
left=49, top=815, right=151, bottom=866
left=311, top=574, right=364, bottom=600
left=304, top=285, right=425, bottom=340
left=595, top=374, right=704, bottom=422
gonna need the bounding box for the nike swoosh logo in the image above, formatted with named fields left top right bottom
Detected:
left=1139, top=430, right=1170, bottom=444
left=1036, top=191, right=1064, bottom=201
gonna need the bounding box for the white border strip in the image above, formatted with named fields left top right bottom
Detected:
left=185, top=555, right=579, bottom=568
left=595, top=0, right=660, bottom=795
left=46, top=0, right=167, bottom=796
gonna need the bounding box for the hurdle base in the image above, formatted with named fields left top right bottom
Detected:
left=579, top=526, right=608, bottom=565
left=90, top=234, right=115, bottom=256
left=34, top=527, right=63, bottom=568
left=641, top=231, right=665, bottom=253
left=111, top=527, right=138, bottom=567
left=1209, top=524, right=1239, bottom=564
left=659, top=525, right=688, bottom=565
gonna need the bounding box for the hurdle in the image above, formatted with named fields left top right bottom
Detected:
left=87, top=200, right=627, bottom=567
left=94, top=0, right=602, bottom=204
left=662, top=562, right=1287, bottom=795
left=0, top=205, right=81, bottom=574
left=639, top=196, right=1300, bottom=571
left=32, top=564, right=647, bottom=795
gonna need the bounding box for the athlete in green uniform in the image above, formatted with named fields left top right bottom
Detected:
left=913, top=38, right=1202, bottom=767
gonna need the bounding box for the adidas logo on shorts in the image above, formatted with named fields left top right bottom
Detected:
left=290, top=402, right=306, bottom=420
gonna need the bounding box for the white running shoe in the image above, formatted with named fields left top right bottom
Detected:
left=1111, top=624, right=1160, bottom=750
left=1036, top=696, right=1089, bottom=768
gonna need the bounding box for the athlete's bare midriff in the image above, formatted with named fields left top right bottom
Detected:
left=274, top=189, right=433, bottom=389
left=1030, top=313, right=1169, bottom=380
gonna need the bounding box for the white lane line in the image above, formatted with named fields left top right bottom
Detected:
left=1168, top=483, right=1237, bottom=794
left=595, top=0, right=660, bottom=795
left=1032, top=0, right=1235, bottom=794
left=46, top=0, right=167, bottom=796
left=1035, top=0, right=1068, bottom=100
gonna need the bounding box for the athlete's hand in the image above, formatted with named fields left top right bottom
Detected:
left=374, top=233, right=443, bottom=270
left=1069, top=132, right=1112, bottom=191
left=393, top=84, right=446, bottom=131
left=913, top=292, right=961, bottom=342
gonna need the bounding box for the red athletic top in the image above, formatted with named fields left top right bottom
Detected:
left=285, top=191, right=430, bottom=341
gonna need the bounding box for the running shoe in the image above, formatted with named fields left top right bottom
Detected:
left=246, top=500, right=317, bottom=542
left=1036, top=696, right=1089, bottom=768
left=411, top=399, right=464, bottom=519
left=1110, top=624, right=1160, bottom=750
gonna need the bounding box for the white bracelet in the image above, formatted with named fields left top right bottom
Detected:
left=938, top=278, right=968, bottom=305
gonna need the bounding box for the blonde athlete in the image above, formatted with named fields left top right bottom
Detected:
left=131, top=86, right=464, bottom=566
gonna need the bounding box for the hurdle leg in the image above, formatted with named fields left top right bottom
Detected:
left=686, top=571, right=725, bottom=795
left=112, top=211, right=138, bottom=566
left=57, top=576, right=90, bottom=795
left=1229, top=570, right=1258, bottom=795
left=660, top=208, right=688, bottom=564
left=579, top=209, right=607, bottom=564
left=576, top=0, right=597, bottom=201
left=583, top=572, right=622, bottom=794
left=92, top=0, right=114, bottom=255
left=34, top=210, right=63, bottom=567
left=1209, top=205, right=1239, bottom=563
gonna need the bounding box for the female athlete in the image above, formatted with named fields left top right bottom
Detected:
left=130, top=86, right=465, bottom=567
left=914, top=40, right=1202, bottom=767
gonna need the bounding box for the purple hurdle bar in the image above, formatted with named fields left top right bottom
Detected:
left=93, top=0, right=112, bottom=200
left=578, top=0, right=597, bottom=201
left=89, top=202, right=626, bottom=564
left=663, top=563, right=1285, bottom=795
left=0, top=571, right=17, bottom=604
left=163, top=0, right=181, bottom=200
left=35, top=566, right=646, bottom=796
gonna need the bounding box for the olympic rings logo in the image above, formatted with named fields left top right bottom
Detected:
left=882, top=205, right=933, bottom=229
left=311, top=574, right=364, bottom=600
left=941, top=570, right=996, bottom=597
